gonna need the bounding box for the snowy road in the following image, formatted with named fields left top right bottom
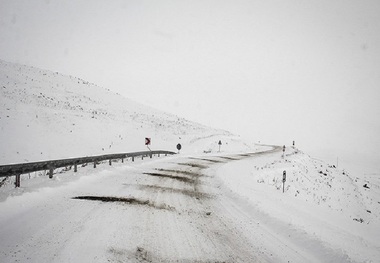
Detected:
left=0, top=146, right=351, bottom=263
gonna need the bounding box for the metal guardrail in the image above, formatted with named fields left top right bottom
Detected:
left=0, top=150, right=176, bottom=187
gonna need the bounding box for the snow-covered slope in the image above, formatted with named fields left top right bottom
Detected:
left=0, top=59, right=252, bottom=164
left=216, top=146, right=380, bottom=262
left=1, top=59, right=379, bottom=262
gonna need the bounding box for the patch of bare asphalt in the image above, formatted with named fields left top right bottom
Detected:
left=155, top=168, right=204, bottom=178
left=143, top=172, right=195, bottom=184
left=72, top=196, right=174, bottom=210
left=138, top=184, right=212, bottom=199
left=218, top=156, right=240, bottom=161
left=177, top=163, right=209, bottom=169
left=189, top=157, right=225, bottom=163
left=236, top=154, right=252, bottom=157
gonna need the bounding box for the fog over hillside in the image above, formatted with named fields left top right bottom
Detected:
left=0, top=2, right=379, bottom=262
left=0, top=0, right=379, bottom=176
left=0, top=60, right=253, bottom=164
left=0, top=60, right=379, bottom=263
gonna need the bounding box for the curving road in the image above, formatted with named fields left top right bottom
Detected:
left=0, top=146, right=296, bottom=263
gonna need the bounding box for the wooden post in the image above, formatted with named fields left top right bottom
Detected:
left=74, top=164, right=78, bottom=173
left=132, top=156, right=134, bottom=162
left=158, top=154, right=160, bottom=157
left=122, top=158, right=124, bottom=163
left=49, top=167, right=54, bottom=179
left=150, top=153, right=152, bottom=158
left=15, top=174, right=21, bottom=188
left=142, top=155, right=144, bottom=160
left=109, top=159, right=112, bottom=166
left=94, top=162, right=97, bottom=168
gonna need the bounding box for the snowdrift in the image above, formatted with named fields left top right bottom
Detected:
left=216, top=146, right=380, bottom=262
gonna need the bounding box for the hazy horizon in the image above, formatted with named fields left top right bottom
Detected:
left=1, top=0, right=379, bottom=176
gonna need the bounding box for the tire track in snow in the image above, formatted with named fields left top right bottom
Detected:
left=0, top=146, right=284, bottom=262
left=116, top=147, right=282, bottom=262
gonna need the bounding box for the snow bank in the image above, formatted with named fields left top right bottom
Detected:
left=215, top=147, right=380, bottom=262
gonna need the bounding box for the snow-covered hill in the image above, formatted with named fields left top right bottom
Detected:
left=216, top=146, right=380, bottom=262
left=0, top=59, right=252, bottom=164
left=1, top=60, right=379, bottom=262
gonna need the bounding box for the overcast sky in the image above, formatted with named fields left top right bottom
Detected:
left=1, top=0, right=379, bottom=175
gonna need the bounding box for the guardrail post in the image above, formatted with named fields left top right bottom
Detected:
left=142, top=155, right=144, bottom=160
left=15, top=174, right=21, bottom=188
left=94, top=162, right=97, bottom=168
left=150, top=153, right=152, bottom=158
left=158, top=154, right=160, bottom=157
left=74, top=164, right=78, bottom=173
left=49, top=167, right=54, bottom=179
left=132, top=156, right=134, bottom=162
left=122, top=158, right=124, bottom=163
left=109, top=159, right=112, bottom=166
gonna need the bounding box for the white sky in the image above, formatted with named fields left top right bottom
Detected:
left=1, top=0, right=379, bottom=175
